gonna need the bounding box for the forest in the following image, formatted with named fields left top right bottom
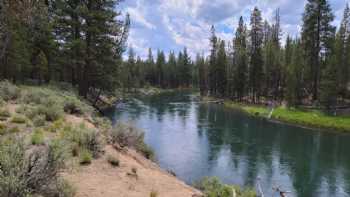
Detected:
left=123, top=1, right=350, bottom=109
left=0, top=0, right=349, bottom=109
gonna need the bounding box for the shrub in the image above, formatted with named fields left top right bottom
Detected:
left=31, top=129, right=45, bottom=145
left=37, top=100, right=64, bottom=121
left=0, top=108, right=11, bottom=118
left=33, top=115, right=46, bottom=127
left=79, top=149, right=92, bottom=165
left=107, top=155, right=119, bottom=167
left=0, top=137, right=68, bottom=197
left=194, top=177, right=256, bottom=197
left=11, top=115, right=27, bottom=124
left=110, top=123, right=145, bottom=148
left=61, top=125, right=103, bottom=158
left=54, top=179, right=76, bottom=197
left=150, top=190, right=158, bottom=197
left=110, top=123, right=154, bottom=160
left=63, top=97, right=86, bottom=115
left=8, top=126, right=20, bottom=133
left=0, top=80, right=21, bottom=101
left=136, top=141, right=155, bottom=160
left=0, top=123, right=7, bottom=135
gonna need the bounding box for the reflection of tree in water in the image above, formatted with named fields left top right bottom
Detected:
left=141, top=91, right=192, bottom=123
left=195, top=101, right=350, bottom=196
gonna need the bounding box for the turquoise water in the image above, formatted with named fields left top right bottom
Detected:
left=106, top=91, right=350, bottom=197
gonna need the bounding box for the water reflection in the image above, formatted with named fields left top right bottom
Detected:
left=107, top=91, right=350, bottom=197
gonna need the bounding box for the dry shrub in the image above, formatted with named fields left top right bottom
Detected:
left=0, top=137, right=72, bottom=197
left=110, top=123, right=154, bottom=160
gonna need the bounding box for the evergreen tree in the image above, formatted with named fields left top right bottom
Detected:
left=156, top=50, right=165, bottom=87
left=209, top=25, right=218, bottom=95
left=301, top=0, right=335, bottom=101
left=233, top=16, right=248, bottom=101
left=249, top=7, right=264, bottom=103
left=216, top=40, right=227, bottom=97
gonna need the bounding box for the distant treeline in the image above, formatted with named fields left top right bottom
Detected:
left=124, top=0, right=350, bottom=108
left=0, top=0, right=130, bottom=97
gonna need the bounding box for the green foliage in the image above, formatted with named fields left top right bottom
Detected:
left=107, top=155, right=120, bottom=167
left=33, top=115, right=46, bottom=127
left=0, top=137, right=68, bottom=197
left=8, top=126, right=20, bottom=133
left=0, top=81, right=21, bottom=102
left=150, top=190, right=158, bottom=197
left=79, top=149, right=92, bottom=165
left=10, top=115, right=27, bottom=124
left=0, top=123, right=7, bottom=135
left=31, top=129, right=45, bottom=145
left=110, top=123, right=154, bottom=160
left=0, top=108, right=11, bottom=118
left=60, top=124, right=103, bottom=158
left=194, top=177, right=256, bottom=197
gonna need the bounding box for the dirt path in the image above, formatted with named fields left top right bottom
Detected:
left=63, top=146, right=202, bottom=197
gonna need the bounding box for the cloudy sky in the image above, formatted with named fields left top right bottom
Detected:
left=120, top=0, right=348, bottom=59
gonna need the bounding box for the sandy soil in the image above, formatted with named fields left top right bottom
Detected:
left=63, top=145, right=202, bottom=197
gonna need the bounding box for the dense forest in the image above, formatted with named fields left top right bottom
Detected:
left=0, top=0, right=349, bottom=109
left=0, top=0, right=130, bottom=98
left=123, top=0, right=350, bottom=109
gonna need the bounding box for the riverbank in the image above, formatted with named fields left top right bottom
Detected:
left=201, top=96, right=350, bottom=132
left=0, top=81, right=202, bottom=197
left=223, top=101, right=350, bottom=132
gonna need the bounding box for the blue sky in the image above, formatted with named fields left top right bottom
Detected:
left=120, top=0, right=348, bottom=59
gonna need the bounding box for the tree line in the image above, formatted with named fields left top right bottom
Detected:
left=124, top=0, right=349, bottom=108
left=0, top=0, right=130, bottom=98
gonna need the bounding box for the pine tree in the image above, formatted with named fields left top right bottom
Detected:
left=336, top=4, right=350, bottom=99
left=216, top=40, right=227, bottom=97
left=301, top=0, right=335, bottom=101
left=197, top=53, right=208, bottom=96
left=286, top=38, right=304, bottom=106
left=233, top=16, right=248, bottom=101
left=209, top=25, right=218, bottom=95
left=156, top=50, right=165, bottom=87
left=249, top=7, right=264, bottom=103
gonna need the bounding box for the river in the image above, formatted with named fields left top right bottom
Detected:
left=105, top=91, right=350, bottom=197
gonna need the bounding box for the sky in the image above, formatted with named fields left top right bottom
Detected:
left=120, top=0, right=349, bottom=59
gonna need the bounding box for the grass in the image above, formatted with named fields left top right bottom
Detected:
left=11, top=115, right=27, bottom=124
left=31, top=129, right=45, bottom=145
left=79, top=149, right=92, bottom=165
left=225, top=101, right=350, bottom=132
left=271, top=107, right=350, bottom=132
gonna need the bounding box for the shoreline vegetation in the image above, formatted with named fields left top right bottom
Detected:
left=0, top=81, right=256, bottom=197
left=201, top=96, right=350, bottom=133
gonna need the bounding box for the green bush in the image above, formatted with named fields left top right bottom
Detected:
left=8, top=126, right=20, bottom=133
left=31, top=129, right=45, bottom=145
left=0, top=108, right=11, bottom=118
left=107, top=155, right=120, bottom=167
left=63, top=97, right=86, bottom=115
left=11, top=115, right=27, bottom=124
left=33, top=115, right=46, bottom=127
left=194, top=177, right=256, bottom=197
left=0, top=80, right=21, bottom=101
left=61, top=125, right=103, bottom=158
left=150, top=190, right=158, bottom=197
left=0, top=123, right=7, bottom=135
left=79, top=149, right=92, bottom=165
left=111, top=123, right=154, bottom=160
left=37, top=100, right=64, bottom=121
left=0, top=138, right=68, bottom=197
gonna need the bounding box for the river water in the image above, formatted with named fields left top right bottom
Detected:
left=105, top=91, right=350, bottom=197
